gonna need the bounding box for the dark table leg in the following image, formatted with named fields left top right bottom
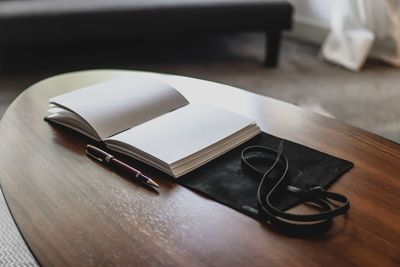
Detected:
left=265, top=30, right=282, bottom=67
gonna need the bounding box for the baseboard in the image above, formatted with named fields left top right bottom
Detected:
left=285, top=15, right=330, bottom=45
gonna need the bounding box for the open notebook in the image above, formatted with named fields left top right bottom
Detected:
left=45, top=76, right=261, bottom=178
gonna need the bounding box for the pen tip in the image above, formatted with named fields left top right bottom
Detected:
left=147, top=179, right=160, bottom=188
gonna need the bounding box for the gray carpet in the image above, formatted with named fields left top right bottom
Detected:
left=0, top=187, right=38, bottom=266
left=0, top=34, right=399, bottom=266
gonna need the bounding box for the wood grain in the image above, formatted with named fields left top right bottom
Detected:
left=0, top=70, right=399, bottom=267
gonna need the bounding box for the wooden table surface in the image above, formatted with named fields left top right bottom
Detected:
left=0, top=70, right=399, bottom=267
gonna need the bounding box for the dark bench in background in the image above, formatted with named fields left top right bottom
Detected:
left=0, top=0, right=292, bottom=67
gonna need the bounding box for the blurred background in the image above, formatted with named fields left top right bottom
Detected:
left=0, top=0, right=399, bottom=145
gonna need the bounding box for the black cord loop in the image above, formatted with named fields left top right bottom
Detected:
left=241, top=141, right=350, bottom=231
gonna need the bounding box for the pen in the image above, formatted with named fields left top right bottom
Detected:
left=85, top=144, right=160, bottom=189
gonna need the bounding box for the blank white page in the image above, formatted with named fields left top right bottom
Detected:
left=108, top=104, right=256, bottom=165
left=50, top=76, right=189, bottom=140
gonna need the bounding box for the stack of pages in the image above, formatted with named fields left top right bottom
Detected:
left=46, top=76, right=260, bottom=177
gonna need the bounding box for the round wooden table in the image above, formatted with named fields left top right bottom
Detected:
left=0, top=70, right=399, bottom=267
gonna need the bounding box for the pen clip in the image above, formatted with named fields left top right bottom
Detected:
left=86, top=150, right=104, bottom=163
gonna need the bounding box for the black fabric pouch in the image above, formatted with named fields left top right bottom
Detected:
left=178, top=132, right=353, bottom=221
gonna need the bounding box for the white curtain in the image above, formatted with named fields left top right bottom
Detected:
left=322, top=0, right=400, bottom=71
